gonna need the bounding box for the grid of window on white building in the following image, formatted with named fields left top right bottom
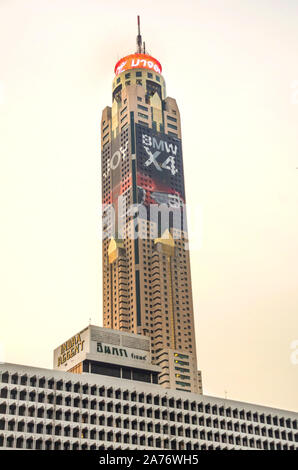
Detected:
left=1, top=364, right=297, bottom=450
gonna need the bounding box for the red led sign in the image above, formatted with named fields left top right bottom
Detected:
left=114, top=54, right=162, bottom=76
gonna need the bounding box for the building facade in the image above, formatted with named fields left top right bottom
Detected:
left=0, top=362, right=297, bottom=450
left=101, top=18, right=201, bottom=393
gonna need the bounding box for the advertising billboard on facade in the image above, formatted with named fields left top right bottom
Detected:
left=102, top=130, right=130, bottom=210
left=102, top=123, right=187, bottom=237
left=135, top=124, right=185, bottom=209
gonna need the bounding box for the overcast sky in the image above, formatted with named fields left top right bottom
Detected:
left=0, top=0, right=297, bottom=411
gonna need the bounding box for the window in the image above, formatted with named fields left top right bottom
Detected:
left=137, top=104, right=148, bottom=112
left=174, top=353, right=189, bottom=359
left=138, top=112, right=148, bottom=120
left=175, top=381, right=190, bottom=388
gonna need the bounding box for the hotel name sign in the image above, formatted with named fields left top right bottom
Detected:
left=57, top=335, right=148, bottom=368
left=97, top=342, right=147, bottom=362
left=57, top=333, right=85, bottom=367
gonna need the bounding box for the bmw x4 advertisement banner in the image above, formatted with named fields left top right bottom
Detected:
left=135, top=124, right=185, bottom=209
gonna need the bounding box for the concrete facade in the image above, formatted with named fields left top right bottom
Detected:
left=1, top=363, right=297, bottom=450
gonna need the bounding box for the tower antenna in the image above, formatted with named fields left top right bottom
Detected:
left=136, top=15, right=142, bottom=54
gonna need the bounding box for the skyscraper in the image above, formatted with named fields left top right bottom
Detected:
left=101, top=17, right=202, bottom=394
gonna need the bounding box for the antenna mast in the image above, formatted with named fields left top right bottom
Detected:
left=136, top=15, right=142, bottom=53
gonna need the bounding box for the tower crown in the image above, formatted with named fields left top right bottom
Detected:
left=114, top=16, right=162, bottom=77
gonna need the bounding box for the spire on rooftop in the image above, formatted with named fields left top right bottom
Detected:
left=136, top=15, right=142, bottom=54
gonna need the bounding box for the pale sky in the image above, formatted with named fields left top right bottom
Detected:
left=0, top=0, right=297, bottom=411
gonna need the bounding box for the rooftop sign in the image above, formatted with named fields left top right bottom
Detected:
left=114, top=53, right=162, bottom=76
left=57, top=333, right=85, bottom=367
left=97, top=342, right=147, bottom=361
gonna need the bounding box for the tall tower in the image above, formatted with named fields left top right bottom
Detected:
left=101, top=17, right=202, bottom=394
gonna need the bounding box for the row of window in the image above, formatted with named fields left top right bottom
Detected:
left=1, top=374, right=297, bottom=429
left=116, top=72, right=161, bottom=84
left=1, top=401, right=297, bottom=445
left=1, top=398, right=297, bottom=444
left=0, top=427, right=296, bottom=451
left=4, top=433, right=268, bottom=451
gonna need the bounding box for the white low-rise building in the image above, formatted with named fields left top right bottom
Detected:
left=1, top=361, right=297, bottom=450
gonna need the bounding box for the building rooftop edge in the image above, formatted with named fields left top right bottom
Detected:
left=1, top=362, right=297, bottom=416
